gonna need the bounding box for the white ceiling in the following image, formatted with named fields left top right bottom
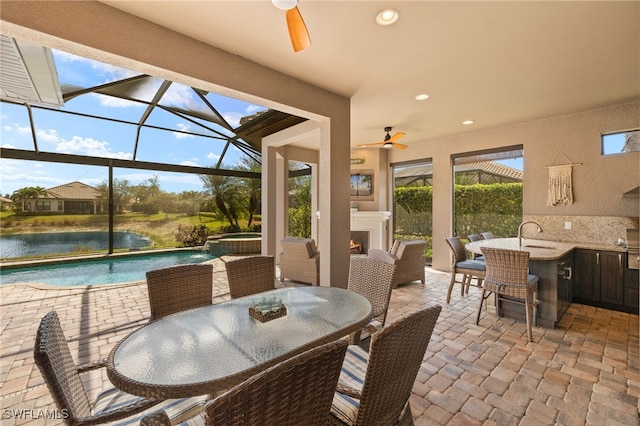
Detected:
left=101, top=1, right=639, bottom=150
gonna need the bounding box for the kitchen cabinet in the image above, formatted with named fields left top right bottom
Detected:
left=557, top=254, right=573, bottom=319
left=573, top=248, right=628, bottom=311
left=624, top=261, right=639, bottom=310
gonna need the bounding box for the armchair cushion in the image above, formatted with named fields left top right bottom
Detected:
left=279, top=237, right=320, bottom=285
left=368, top=240, right=426, bottom=288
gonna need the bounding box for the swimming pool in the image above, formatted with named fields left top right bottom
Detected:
left=0, top=251, right=214, bottom=287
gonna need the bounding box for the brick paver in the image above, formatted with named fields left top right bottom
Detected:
left=0, top=260, right=638, bottom=425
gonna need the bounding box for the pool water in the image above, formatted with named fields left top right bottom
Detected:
left=0, top=251, right=214, bottom=286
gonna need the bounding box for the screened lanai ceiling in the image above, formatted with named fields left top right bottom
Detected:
left=0, top=35, right=307, bottom=173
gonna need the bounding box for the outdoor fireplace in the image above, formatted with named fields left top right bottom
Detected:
left=350, top=231, right=370, bottom=255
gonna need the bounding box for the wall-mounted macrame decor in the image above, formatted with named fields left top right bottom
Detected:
left=546, top=152, right=581, bottom=206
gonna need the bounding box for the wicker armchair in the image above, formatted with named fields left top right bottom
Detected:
left=146, top=263, right=213, bottom=321
left=141, top=340, right=348, bottom=426
left=279, top=236, right=320, bottom=285
left=330, top=305, right=442, bottom=425
left=481, top=232, right=495, bottom=239
left=477, top=247, right=540, bottom=342
left=367, top=239, right=426, bottom=288
left=224, top=255, right=276, bottom=298
left=34, top=311, right=204, bottom=426
left=467, top=234, right=485, bottom=260
left=445, top=237, right=486, bottom=303
left=347, top=257, right=396, bottom=344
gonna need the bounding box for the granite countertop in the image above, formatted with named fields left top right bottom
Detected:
left=466, top=238, right=627, bottom=261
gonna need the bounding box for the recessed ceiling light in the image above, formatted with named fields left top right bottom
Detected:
left=462, top=120, right=475, bottom=125
left=376, top=9, right=400, bottom=26
left=415, top=94, right=430, bottom=101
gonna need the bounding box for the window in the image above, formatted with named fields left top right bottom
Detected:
left=602, top=130, right=639, bottom=155
left=391, top=160, right=433, bottom=264
left=452, top=146, right=523, bottom=239
left=36, top=200, right=51, bottom=211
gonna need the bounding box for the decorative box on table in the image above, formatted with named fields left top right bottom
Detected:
left=249, top=297, right=287, bottom=323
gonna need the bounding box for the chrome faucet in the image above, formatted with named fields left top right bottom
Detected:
left=518, top=220, right=543, bottom=247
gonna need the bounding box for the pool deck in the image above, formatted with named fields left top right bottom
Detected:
left=0, top=258, right=638, bottom=425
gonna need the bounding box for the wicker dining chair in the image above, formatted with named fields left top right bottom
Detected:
left=481, top=231, right=495, bottom=239
left=141, top=339, right=348, bottom=426
left=467, top=234, right=485, bottom=260
left=34, top=311, right=205, bottom=426
left=146, top=263, right=214, bottom=321
left=330, top=305, right=442, bottom=426
left=224, top=255, right=276, bottom=298
left=477, top=247, right=540, bottom=342
left=347, top=257, right=396, bottom=344
left=445, top=237, right=486, bottom=303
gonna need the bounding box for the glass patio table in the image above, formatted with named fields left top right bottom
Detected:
left=107, top=286, right=372, bottom=399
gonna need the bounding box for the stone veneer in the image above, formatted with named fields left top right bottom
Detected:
left=523, top=215, right=639, bottom=245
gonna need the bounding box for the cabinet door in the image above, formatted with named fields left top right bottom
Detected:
left=600, top=251, right=624, bottom=305
left=573, top=249, right=600, bottom=302
left=624, top=266, right=639, bottom=309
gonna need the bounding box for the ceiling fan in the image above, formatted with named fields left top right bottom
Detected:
left=357, top=127, right=408, bottom=149
left=271, top=0, right=311, bottom=52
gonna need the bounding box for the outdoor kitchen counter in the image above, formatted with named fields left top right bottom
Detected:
left=466, top=238, right=579, bottom=329
left=466, top=238, right=574, bottom=260
left=466, top=238, right=626, bottom=260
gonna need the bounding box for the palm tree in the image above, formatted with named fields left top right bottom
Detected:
left=200, top=172, right=241, bottom=227
left=10, top=186, right=48, bottom=212
left=236, top=157, right=261, bottom=227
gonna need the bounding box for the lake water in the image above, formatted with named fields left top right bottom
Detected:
left=0, top=231, right=151, bottom=259
left=0, top=251, right=214, bottom=286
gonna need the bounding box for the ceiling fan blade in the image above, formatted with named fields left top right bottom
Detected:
left=392, top=142, right=409, bottom=150
left=286, top=6, right=311, bottom=52
left=388, top=132, right=406, bottom=142
left=356, top=142, right=386, bottom=148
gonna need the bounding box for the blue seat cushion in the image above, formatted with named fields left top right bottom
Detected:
left=456, top=260, right=486, bottom=271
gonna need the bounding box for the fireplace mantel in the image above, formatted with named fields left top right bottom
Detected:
left=316, top=211, right=391, bottom=251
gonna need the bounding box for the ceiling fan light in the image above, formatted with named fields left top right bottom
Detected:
left=272, top=0, right=297, bottom=11
left=415, top=93, right=430, bottom=101
left=376, top=9, right=400, bottom=26
left=383, top=142, right=394, bottom=148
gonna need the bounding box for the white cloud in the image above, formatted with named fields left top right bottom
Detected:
left=223, top=111, right=243, bottom=128
left=35, top=129, right=61, bottom=143
left=180, top=160, right=201, bottom=167
left=173, top=123, right=195, bottom=139
left=206, top=152, right=221, bottom=161
left=91, top=93, right=142, bottom=108
left=1, top=143, right=16, bottom=149
left=4, top=123, right=31, bottom=134
left=56, top=136, right=133, bottom=160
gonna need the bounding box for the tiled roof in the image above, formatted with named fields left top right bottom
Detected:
left=47, top=181, right=99, bottom=200
left=458, top=162, right=523, bottom=181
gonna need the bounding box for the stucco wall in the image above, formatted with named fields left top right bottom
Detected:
left=388, top=101, right=640, bottom=271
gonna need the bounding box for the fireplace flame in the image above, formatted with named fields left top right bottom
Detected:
left=350, top=239, right=362, bottom=254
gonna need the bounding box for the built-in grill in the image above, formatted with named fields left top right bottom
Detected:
left=626, top=228, right=639, bottom=270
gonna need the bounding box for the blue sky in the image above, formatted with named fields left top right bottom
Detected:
left=0, top=49, right=267, bottom=196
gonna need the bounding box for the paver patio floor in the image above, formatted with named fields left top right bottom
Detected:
left=1, top=258, right=638, bottom=425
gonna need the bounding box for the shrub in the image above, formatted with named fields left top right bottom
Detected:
left=175, top=224, right=211, bottom=247
left=215, top=224, right=241, bottom=234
